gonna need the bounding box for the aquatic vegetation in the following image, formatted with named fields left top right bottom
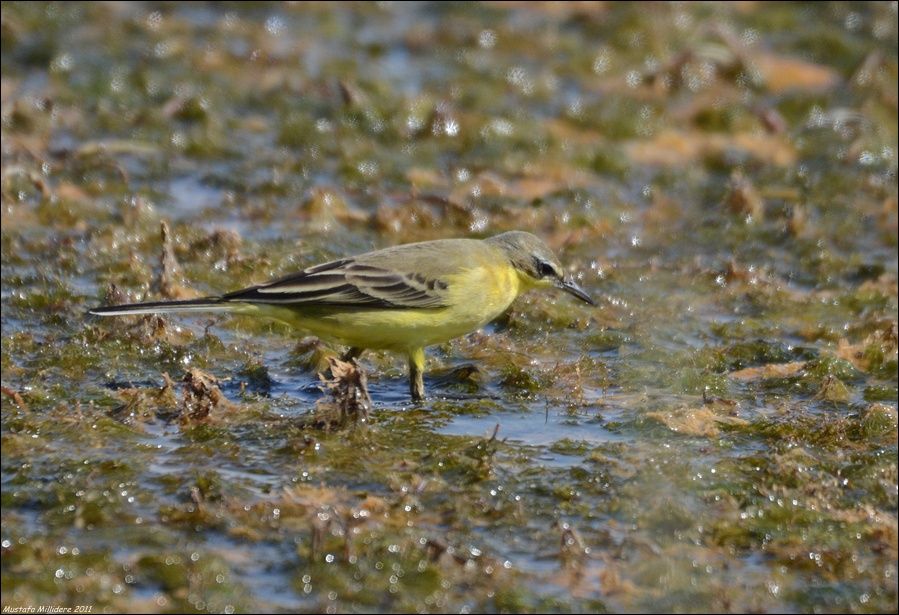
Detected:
left=2, top=2, right=896, bottom=612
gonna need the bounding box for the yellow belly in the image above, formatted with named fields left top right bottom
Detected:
left=241, top=263, right=521, bottom=351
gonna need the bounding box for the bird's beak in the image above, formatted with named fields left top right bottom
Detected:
left=557, top=277, right=595, bottom=306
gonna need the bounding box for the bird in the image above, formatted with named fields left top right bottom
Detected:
left=89, top=231, right=595, bottom=401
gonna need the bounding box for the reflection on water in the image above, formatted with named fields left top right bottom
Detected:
left=2, top=1, right=896, bottom=612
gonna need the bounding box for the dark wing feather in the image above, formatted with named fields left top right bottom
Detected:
left=222, top=258, right=449, bottom=309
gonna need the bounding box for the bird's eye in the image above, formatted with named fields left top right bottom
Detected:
left=537, top=260, right=557, bottom=278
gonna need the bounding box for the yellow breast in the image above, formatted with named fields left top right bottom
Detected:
left=250, top=261, right=521, bottom=351
left=442, top=261, right=520, bottom=330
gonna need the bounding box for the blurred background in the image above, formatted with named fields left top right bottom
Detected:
left=2, top=2, right=897, bottom=613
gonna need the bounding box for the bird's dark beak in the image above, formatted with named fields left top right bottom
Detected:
left=558, top=277, right=595, bottom=306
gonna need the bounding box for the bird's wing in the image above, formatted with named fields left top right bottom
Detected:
left=221, top=257, right=450, bottom=309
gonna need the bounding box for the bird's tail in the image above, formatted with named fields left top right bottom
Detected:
left=88, top=296, right=233, bottom=317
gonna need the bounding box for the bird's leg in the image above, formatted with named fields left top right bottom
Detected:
left=341, top=347, right=365, bottom=362
left=408, top=347, right=426, bottom=402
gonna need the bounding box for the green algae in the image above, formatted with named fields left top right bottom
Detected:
left=2, top=2, right=897, bottom=613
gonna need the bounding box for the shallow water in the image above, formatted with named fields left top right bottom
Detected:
left=2, top=2, right=897, bottom=613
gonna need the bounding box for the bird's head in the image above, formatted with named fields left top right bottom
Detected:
left=487, top=231, right=595, bottom=306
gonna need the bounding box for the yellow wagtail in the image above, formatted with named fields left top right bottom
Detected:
left=89, top=231, right=594, bottom=400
